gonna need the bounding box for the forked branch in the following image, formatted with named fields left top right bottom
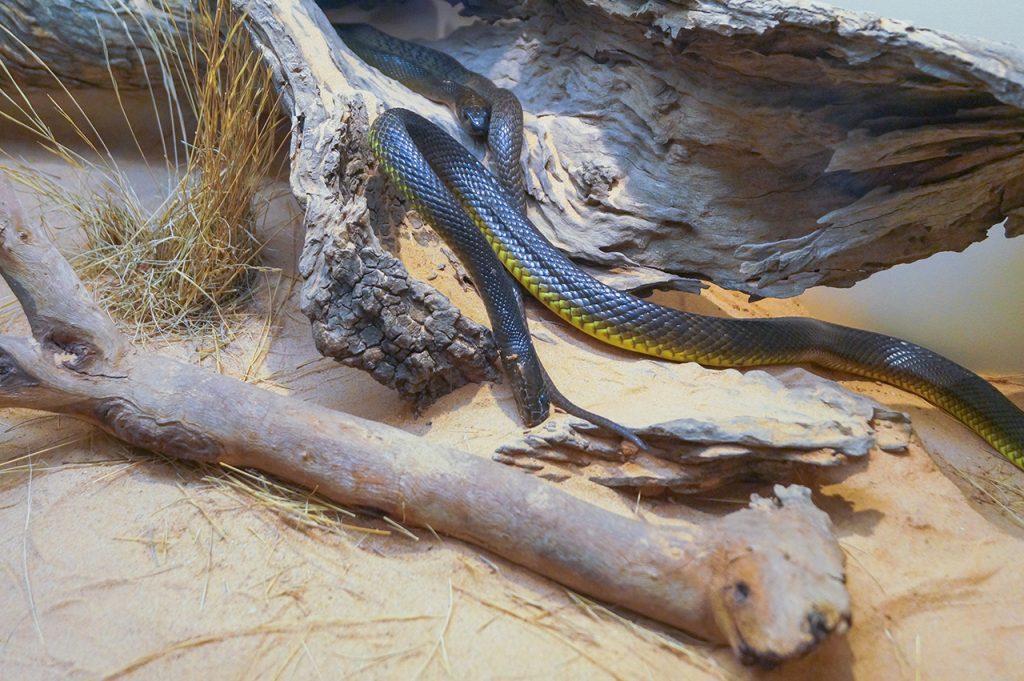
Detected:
left=0, top=187, right=125, bottom=372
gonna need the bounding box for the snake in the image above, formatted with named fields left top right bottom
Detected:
left=334, top=22, right=1024, bottom=471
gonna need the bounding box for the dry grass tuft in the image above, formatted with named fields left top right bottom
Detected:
left=564, top=591, right=732, bottom=678
left=205, top=462, right=389, bottom=537
left=0, top=1, right=284, bottom=341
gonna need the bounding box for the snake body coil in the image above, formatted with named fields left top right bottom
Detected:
left=338, top=23, right=1024, bottom=470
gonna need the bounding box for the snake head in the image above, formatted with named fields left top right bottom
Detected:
left=457, top=101, right=491, bottom=138
left=706, top=485, right=851, bottom=666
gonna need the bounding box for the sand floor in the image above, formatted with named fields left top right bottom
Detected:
left=1, top=92, right=1022, bottom=680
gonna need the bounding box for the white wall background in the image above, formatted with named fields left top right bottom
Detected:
left=830, top=0, right=1023, bottom=45
left=799, top=1, right=1024, bottom=372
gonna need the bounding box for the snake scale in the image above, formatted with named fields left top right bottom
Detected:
left=334, top=22, right=1024, bottom=471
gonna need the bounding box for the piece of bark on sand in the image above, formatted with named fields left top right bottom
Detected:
left=0, top=179, right=849, bottom=663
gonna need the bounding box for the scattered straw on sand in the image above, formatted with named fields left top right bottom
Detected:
left=102, top=614, right=440, bottom=679
left=204, top=462, right=390, bottom=538
left=952, top=465, right=1024, bottom=528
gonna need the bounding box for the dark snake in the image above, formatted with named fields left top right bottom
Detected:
left=334, top=23, right=1024, bottom=471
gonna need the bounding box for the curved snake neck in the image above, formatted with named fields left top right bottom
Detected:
left=337, top=22, right=1024, bottom=470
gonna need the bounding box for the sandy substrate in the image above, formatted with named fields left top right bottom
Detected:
left=1, top=99, right=1023, bottom=680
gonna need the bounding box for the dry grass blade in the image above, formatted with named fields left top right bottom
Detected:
left=1, top=0, right=286, bottom=342
left=206, top=462, right=389, bottom=537
left=564, top=591, right=728, bottom=674
left=102, top=614, right=438, bottom=679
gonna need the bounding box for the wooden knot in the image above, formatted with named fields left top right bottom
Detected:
left=0, top=350, right=38, bottom=389
left=95, top=398, right=223, bottom=462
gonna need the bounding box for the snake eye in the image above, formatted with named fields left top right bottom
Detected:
left=459, top=106, right=491, bottom=137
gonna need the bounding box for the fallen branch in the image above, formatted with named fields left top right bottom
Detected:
left=0, top=179, right=848, bottom=664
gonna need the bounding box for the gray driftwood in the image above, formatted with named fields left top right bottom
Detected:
left=229, top=0, right=912, bottom=487
left=0, top=1, right=186, bottom=90
left=0, top=179, right=850, bottom=664
left=5, top=0, right=1023, bottom=410
left=494, top=365, right=911, bottom=494
left=432, top=0, right=1024, bottom=297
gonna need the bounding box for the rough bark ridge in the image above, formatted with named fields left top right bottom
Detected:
left=0, top=178, right=850, bottom=664
left=240, top=1, right=502, bottom=407
left=294, top=99, right=501, bottom=407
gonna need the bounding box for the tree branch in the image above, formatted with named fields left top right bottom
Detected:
left=0, top=178, right=126, bottom=372
left=0, top=1, right=186, bottom=90
left=0, top=173, right=848, bottom=666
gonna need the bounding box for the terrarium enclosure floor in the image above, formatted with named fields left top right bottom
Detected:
left=1, top=98, right=1023, bottom=680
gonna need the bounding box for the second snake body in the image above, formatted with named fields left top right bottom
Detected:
left=337, top=23, right=1024, bottom=470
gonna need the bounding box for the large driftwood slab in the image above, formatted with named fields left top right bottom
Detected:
left=286, top=0, right=1024, bottom=408
left=240, top=0, right=912, bottom=479
left=0, top=179, right=850, bottom=664
left=430, top=0, right=1024, bottom=297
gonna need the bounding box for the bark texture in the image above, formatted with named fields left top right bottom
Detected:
left=431, top=0, right=1024, bottom=297
left=0, top=0, right=185, bottom=89
left=493, top=365, right=911, bottom=494
left=241, top=1, right=506, bottom=408
left=0, top=178, right=850, bottom=664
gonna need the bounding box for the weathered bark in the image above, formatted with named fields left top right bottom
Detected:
left=0, top=0, right=187, bottom=89
left=237, top=1, right=509, bottom=409
left=6, top=0, right=1023, bottom=408
left=495, top=398, right=910, bottom=494
left=0, top=178, right=849, bottom=664
left=432, top=0, right=1024, bottom=297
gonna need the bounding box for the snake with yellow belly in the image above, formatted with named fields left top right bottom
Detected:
left=334, top=22, right=1024, bottom=471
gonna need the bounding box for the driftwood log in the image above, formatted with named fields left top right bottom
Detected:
left=0, top=1, right=186, bottom=89
left=4, top=0, right=1023, bottom=412
left=431, top=0, right=1024, bottom=300
left=257, top=0, right=1024, bottom=410
left=0, top=179, right=850, bottom=664
left=226, top=0, right=913, bottom=486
